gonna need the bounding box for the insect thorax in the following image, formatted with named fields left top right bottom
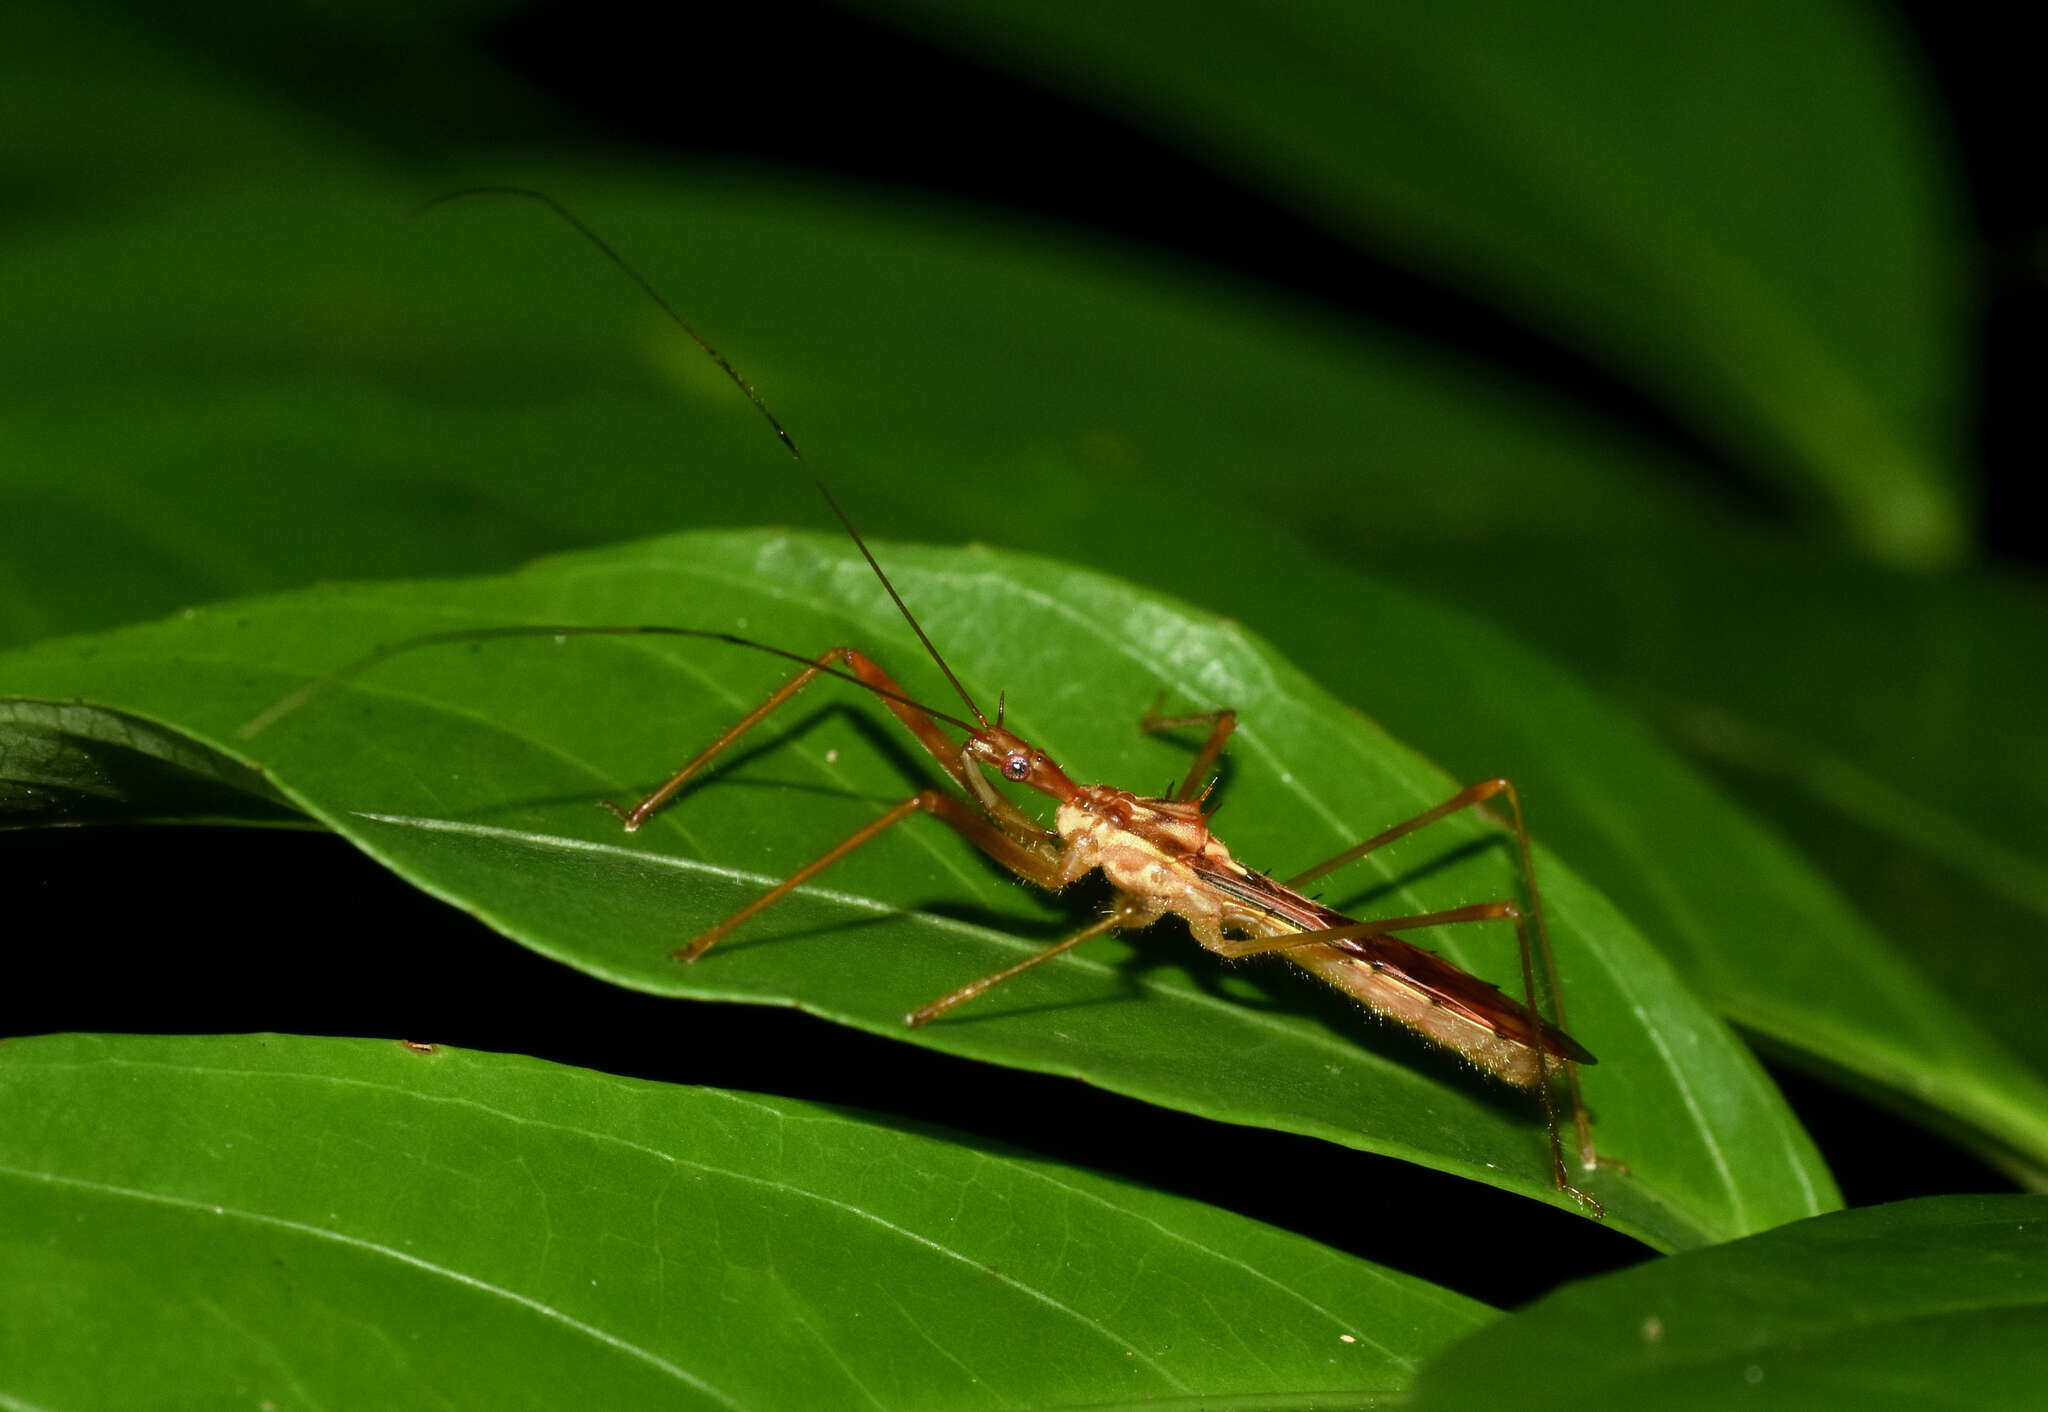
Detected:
left=1053, top=789, right=1244, bottom=945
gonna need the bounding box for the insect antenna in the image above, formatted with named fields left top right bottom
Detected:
left=418, top=186, right=991, bottom=729
left=238, top=624, right=979, bottom=740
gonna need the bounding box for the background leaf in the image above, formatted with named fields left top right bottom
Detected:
left=0, top=532, right=1836, bottom=1248
left=0, top=1032, right=1491, bottom=1407
left=1410, top=1194, right=2048, bottom=1410
left=856, top=0, right=1970, bottom=565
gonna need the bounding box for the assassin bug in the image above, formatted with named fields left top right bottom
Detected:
left=247, top=188, right=1609, bottom=1214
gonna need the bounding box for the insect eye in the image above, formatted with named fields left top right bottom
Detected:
left=1003, top=754, right=1030, bottom=781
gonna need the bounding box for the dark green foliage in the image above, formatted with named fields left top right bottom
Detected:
left=4, top=0, right=2041, bottom=1404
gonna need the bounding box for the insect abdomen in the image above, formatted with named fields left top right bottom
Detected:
left=1287, top=946, right=1545, bottom=1086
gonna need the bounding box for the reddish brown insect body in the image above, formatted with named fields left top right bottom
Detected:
left=608, top=640, right=1603, bottom=1213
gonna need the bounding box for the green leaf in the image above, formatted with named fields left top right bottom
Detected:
left=0, top=531, right=1833, bottom=1249
left=0, top=1032, right=1490, bottom=1407
left=1410, top=1194, right=2048, bottom=1410
left=855, top=0, right=1969, bottom=564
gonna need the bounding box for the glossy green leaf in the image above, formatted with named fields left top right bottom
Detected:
left=1411, top=1194, right=2048, bottom=1410
left=857, top=0, right=1968, bottom=565
left=0, top=1031, right=1490, bottom=1407
left=0, top=532, right=1832, bottom=1248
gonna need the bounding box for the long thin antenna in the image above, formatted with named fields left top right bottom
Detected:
left=418, top=186, right=990, bottom=728
left=238, top=624, right=979, bottom=740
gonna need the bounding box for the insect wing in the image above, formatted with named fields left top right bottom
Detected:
left=1342, top=931, right=1596, bottom=1066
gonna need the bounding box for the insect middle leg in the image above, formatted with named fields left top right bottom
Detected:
left=1138, top=699, right=1237, bottom=802
left=691, top=788, right=1149, bottom=1027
